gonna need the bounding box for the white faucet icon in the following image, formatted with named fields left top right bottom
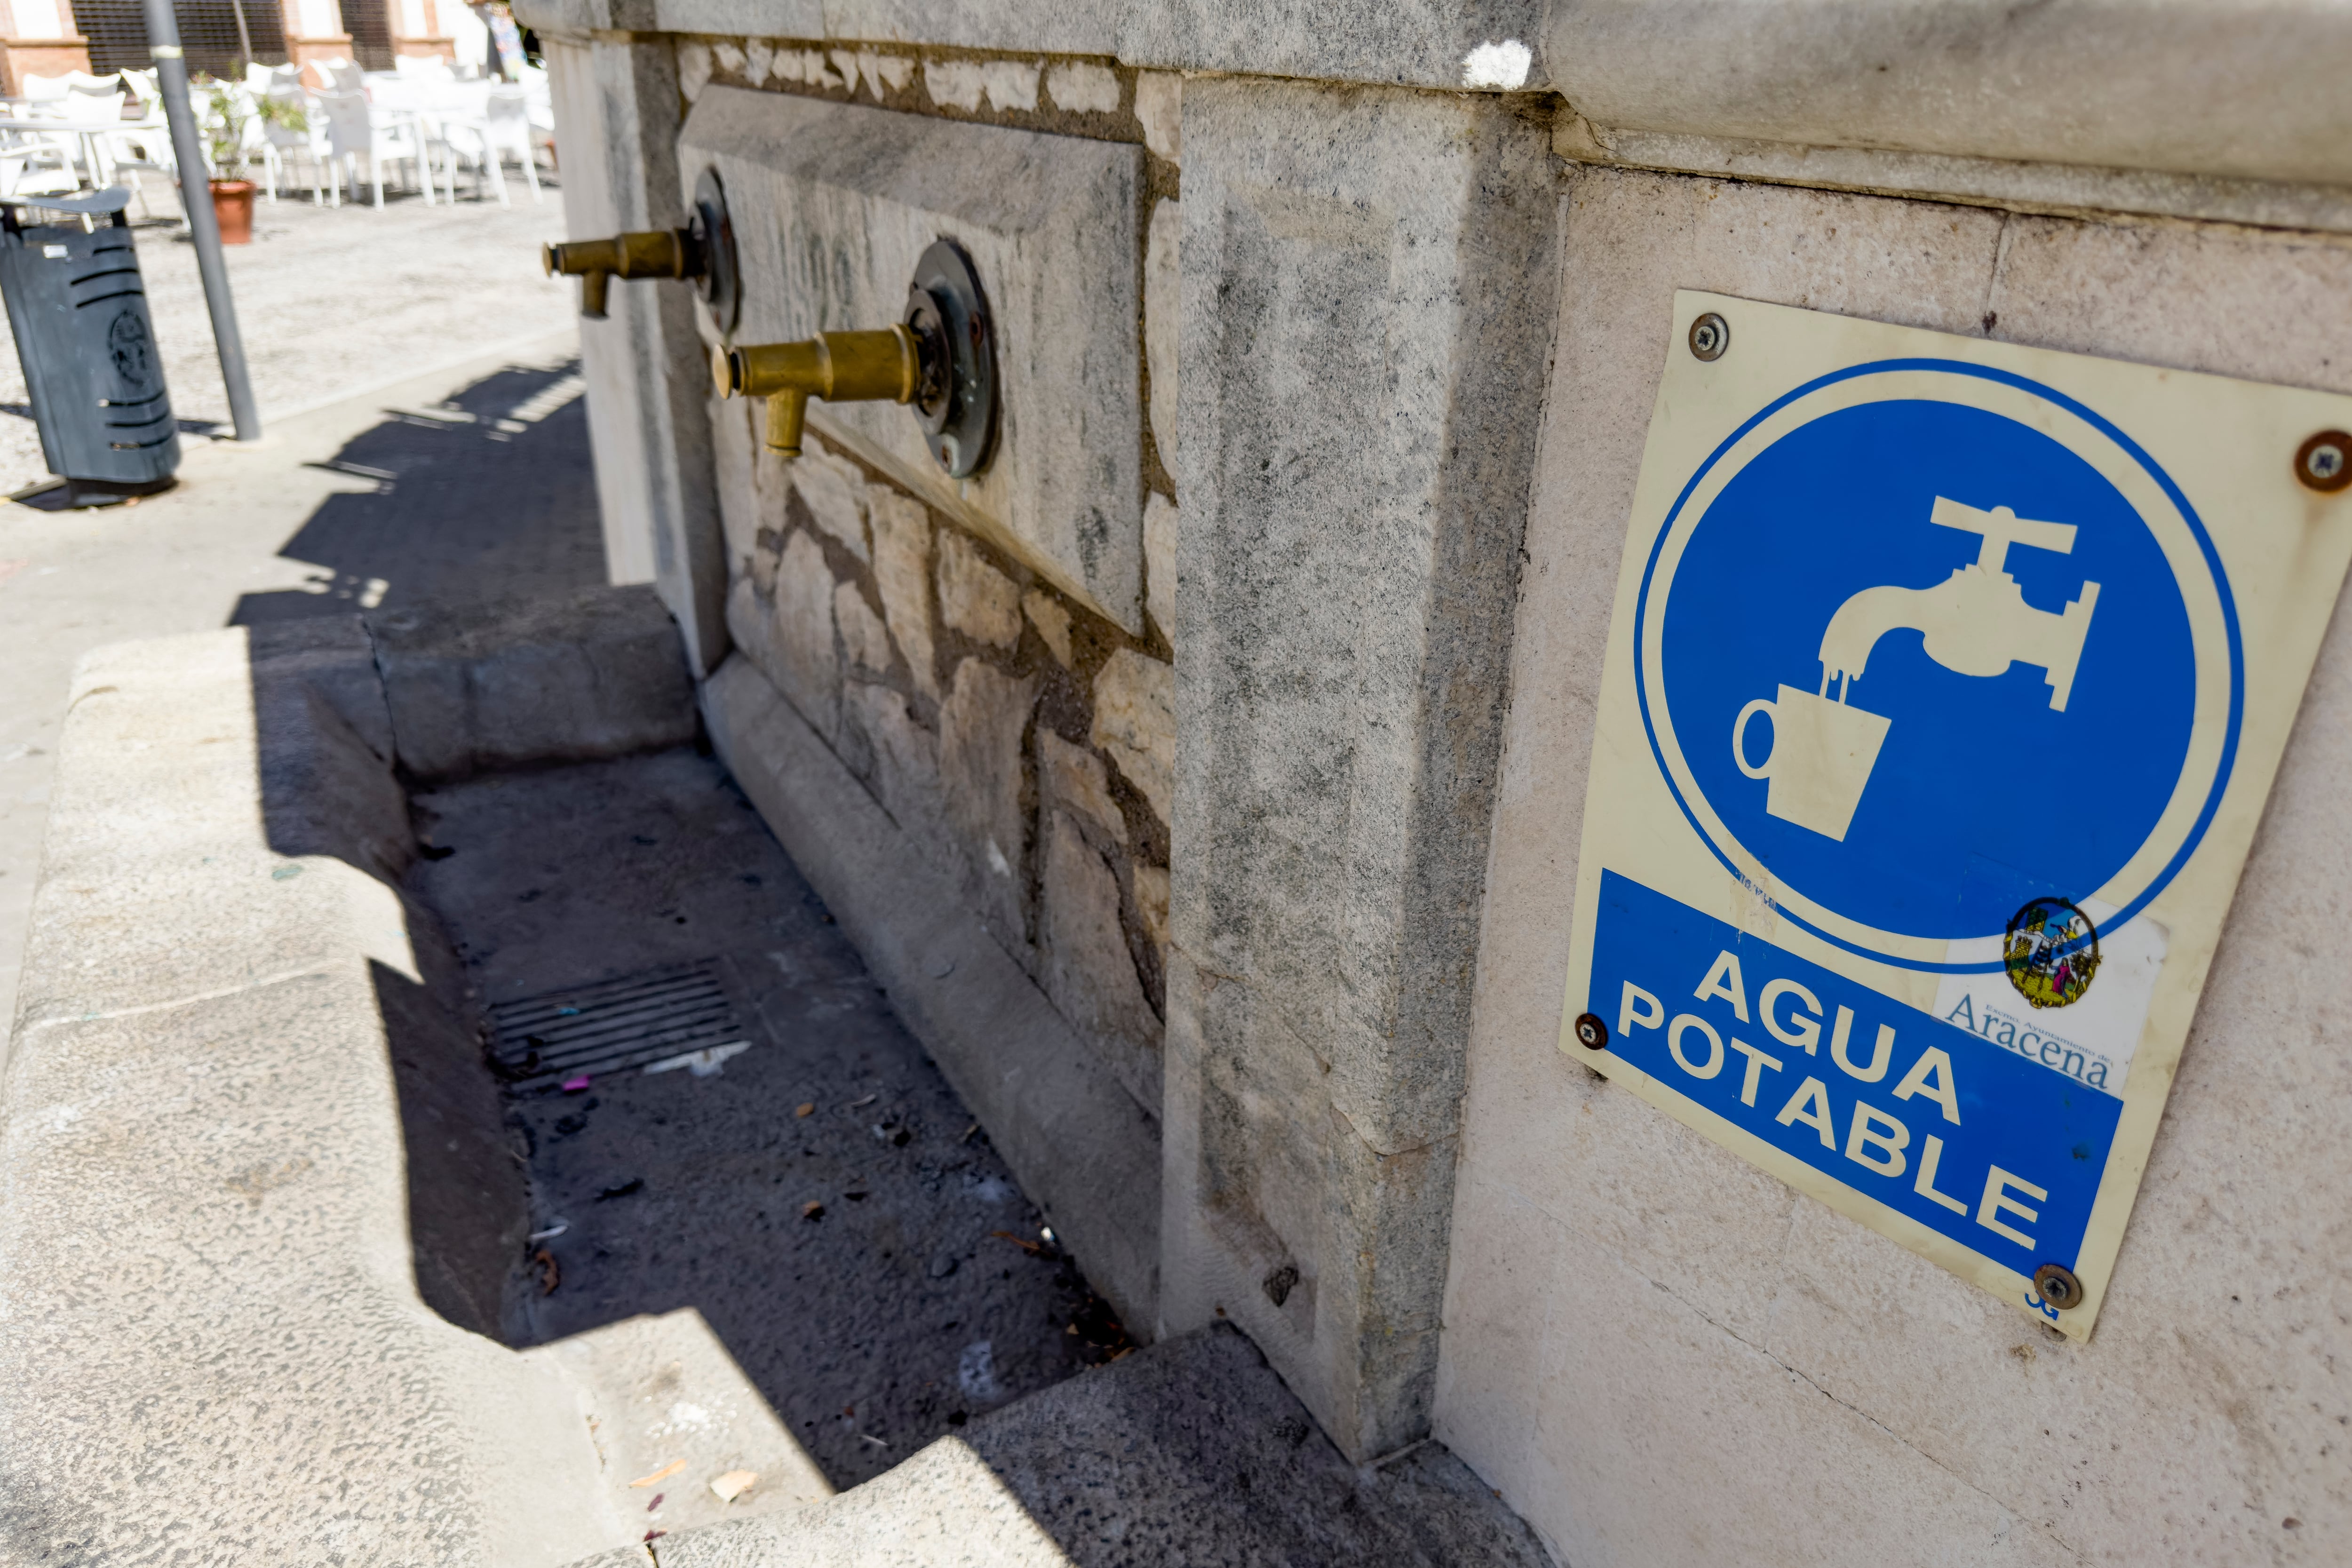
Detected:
left=1732, top=498, right=2100, bottom=843
left=1817, top=498, right=2101, bottom=710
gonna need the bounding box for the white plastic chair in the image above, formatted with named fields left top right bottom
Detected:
left=425, top=83, right=495, bottom=203
left=101, top=69, right=172, bottom=216
left=17, top=71, right=114, bottom=108
left=118, top=66, right=159, bottom=114
left=256, top=86, right=326, bottom=204
left=322, top=58, right=365, bottom=94
left=317, top=89, right=429, bottom=209
left=467, top=86, right=540, bottom=203
left=0, top=136, right=78, bottom=198
left=60, top=85, right=124, bottom=122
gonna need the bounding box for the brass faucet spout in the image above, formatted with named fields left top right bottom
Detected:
left=542, top=230, right=699, bottom=320
left=712, top=326, right=923, bottom=458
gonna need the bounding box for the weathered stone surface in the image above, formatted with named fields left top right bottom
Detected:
left=1044, top=60, right=1119, bottom=114
left=841, top=678, right=948, bottom=850
left=1089, top=647, right=1173, bottom=830
left=923, top=56, right=1041, bottom=113
left=710, top=394, right=763, bottom=577
left=679, top=89, right=1145, bottom=631
left=835, top=581, right=892, bottom=677
left=1436, top=166, right=2352, bottom=1564
left=566, top=1323, right=1550, bottom=1568
left=936, top=529, right=1023, bottom=650
left=791, top=440, right=872, bottom=564
left=1038, top=730, right=1125, bottom=847
left=1134, top=71, right=1180, bottom=164
left=1022, top=588, right=1073, bottom=667
left=724, top=0, right=1551, bottom=96
left=1146, top=198, right=1180, bottom=468
left=1545, top=0, right=2352, bottom=191
left=677, top=37, right=711, bottom=99
left=1429, top=173, right=2002, bottom=1560
left=370, top=585, right=699, bottom=784
left=1039, top=809, right=1161, bottom=1114
left=1165, top=78, right=1557, bottom=1461
left=700, top=655, right=1160, bottom=1333
left=938, top=658, right=1038, bottom=951
left=1133, top=861, right=1169, bottom=938
left=868, top=489, right=938, bottom=700
left=1, top=624, right=629, bottom=1563
left=554, top=34, right=727, bottom=675
left=1123, top=2, right=1548, bottom=95
left=732, top=530, right=839, bottom=743
left=1143, top=493, right=1177, bottom=641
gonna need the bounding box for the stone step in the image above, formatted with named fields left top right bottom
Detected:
left=570, top=1322, right=1551, bottom=1568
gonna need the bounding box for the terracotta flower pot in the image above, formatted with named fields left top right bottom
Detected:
left=209, top=179, right=255, bottom=245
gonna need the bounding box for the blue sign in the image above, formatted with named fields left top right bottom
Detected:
left=1591, top=870, right=2119, bottom=1278
left=1567, top=294, right=2352, bottom=1329
left=1631, top=360, right=2241, bottom=971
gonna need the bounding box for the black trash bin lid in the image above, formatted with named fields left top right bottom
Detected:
left=0, top=185, right=131, bottom=216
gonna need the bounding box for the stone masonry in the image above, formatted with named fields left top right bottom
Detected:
left=715, top=416, right=1175, bottom=1126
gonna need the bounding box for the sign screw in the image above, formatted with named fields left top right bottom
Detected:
left=1573, top=1012, right=1609, bottom=1051
left=1688, top=312, right=1730, bottom=362
left=2297, top=430, right=2351, bottom=493
left=2033, top=1262, right=2084, bottom=1311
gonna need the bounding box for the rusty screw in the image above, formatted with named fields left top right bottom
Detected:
left=2033, top=1262, right=2084, bottom=1311
left=1573, top=1012, right=1609, bottom=1051
left=1688, top=312, right=1730, bottom=362
left=2296, top=430, right=2350, bottom=493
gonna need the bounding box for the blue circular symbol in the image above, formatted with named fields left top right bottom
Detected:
left=1635, top=361, right=2241, bottom=970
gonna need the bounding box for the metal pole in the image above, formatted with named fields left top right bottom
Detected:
left=142, top=0, right=262, bottom=442
left=227, top=0, right=254, bottom=74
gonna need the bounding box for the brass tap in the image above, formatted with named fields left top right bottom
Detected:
left=712, top=326, right=923, bottom=458
left=542, top=229, right=699, bottom=320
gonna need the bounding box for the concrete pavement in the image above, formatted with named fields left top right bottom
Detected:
left=0, top=328, right=593, bottom=1033
left=0, top=175, right=575, bottom=493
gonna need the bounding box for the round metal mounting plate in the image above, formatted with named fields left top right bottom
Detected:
left=691, top=168, right=740, bottom=333
left=904, top=238, right=996, bottom=478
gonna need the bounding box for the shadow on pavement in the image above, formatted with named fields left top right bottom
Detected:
left=229, top=358, right=604, bottom=624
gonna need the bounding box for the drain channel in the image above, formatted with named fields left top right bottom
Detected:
left=488, top=960, right=747, bottom=1091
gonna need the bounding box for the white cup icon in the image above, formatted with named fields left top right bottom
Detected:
left=1733, top=685, right=1893, bottom=842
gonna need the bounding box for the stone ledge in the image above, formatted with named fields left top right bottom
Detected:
left=0, top=621, right=625, bottom=1564
left=370, top=582, right=700, bottom=782
left=700, top=652, right=1163, bottom=1332
left=1549, top=0, right=2352, bottom=194
left=564, top=1322, right=1555, bottom=1568
left=0, top=590, right=707, bottom=1562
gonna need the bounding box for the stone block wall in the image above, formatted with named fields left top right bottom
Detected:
left=714, top=416, right=1174, bottom=1123
left=664, top=35, right=1183, bottom=1197
left=1434, top=166, right=2352, bottom=1568
left=529, top=3, right=2352, bottom=1557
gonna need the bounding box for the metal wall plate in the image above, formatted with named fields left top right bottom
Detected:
left=691, top=167, right=741, bottom=334
left=904, top=238, right=997, bottom=478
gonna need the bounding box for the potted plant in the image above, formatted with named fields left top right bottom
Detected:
left=190, top=76, right=259, bottom=244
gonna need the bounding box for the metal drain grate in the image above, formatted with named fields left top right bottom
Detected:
left=488, top=960, right=747, bottom=1091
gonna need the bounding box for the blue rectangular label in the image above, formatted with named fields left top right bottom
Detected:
left=1589, top=870, right=2121, bottom=1278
